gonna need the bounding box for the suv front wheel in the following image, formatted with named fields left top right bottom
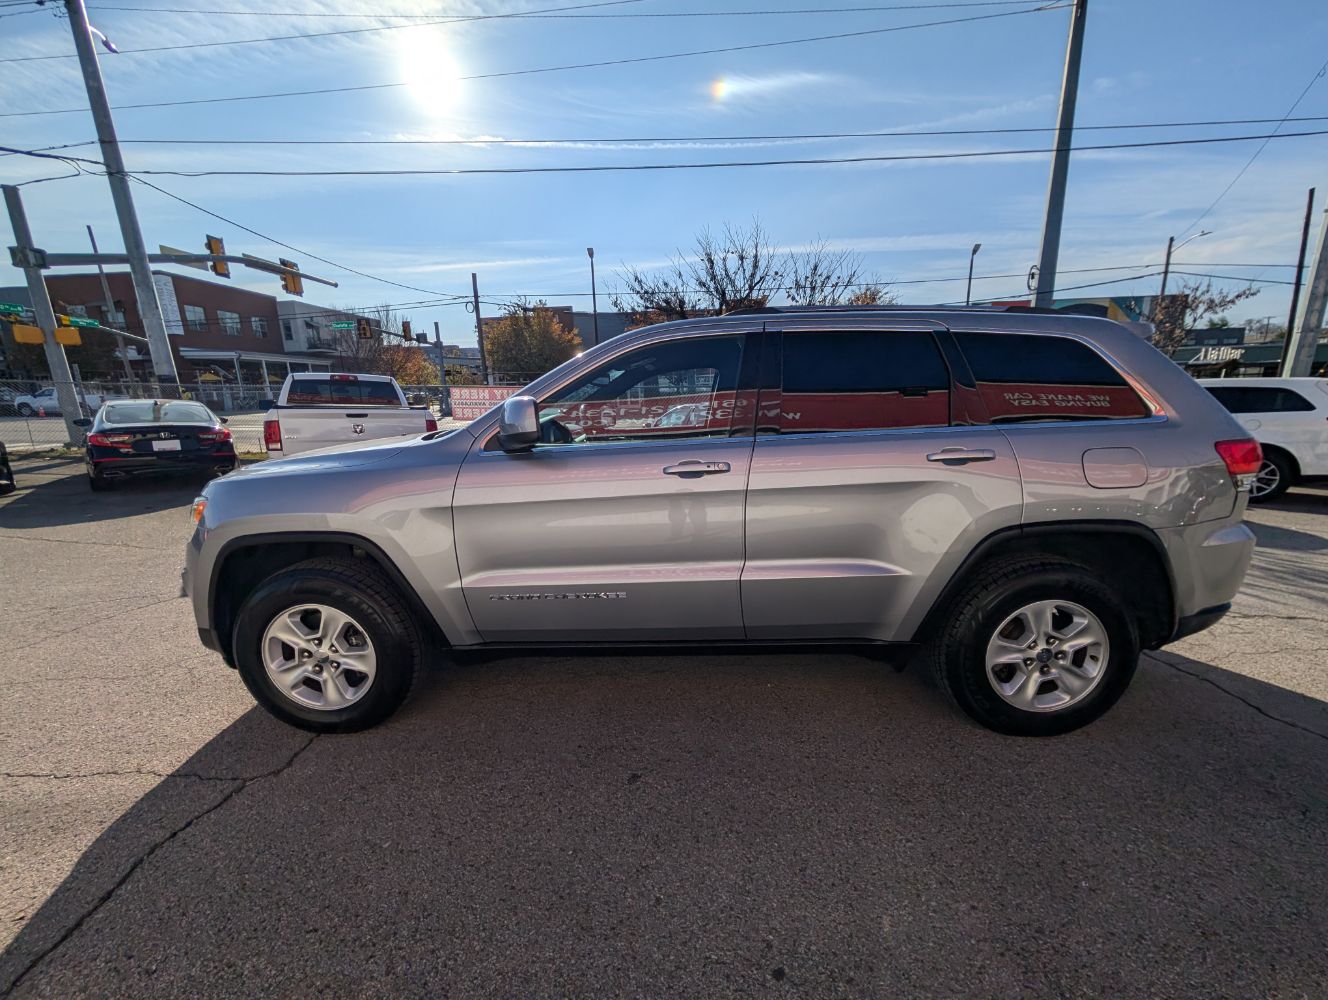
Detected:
left=232, top=557, right=423, bottom=732
left=929, top=557, right=1140, bottom=736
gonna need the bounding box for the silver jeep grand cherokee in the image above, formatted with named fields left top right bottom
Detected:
left=183, top=306, right=1258, bottom=737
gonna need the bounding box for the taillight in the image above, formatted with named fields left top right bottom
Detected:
left=1215, top=438, right=1262, bottom=478
left=88, top=432, right=132, bottom=449
left=263, top=415, right=282, bottom=451
left=198, top=427, right=233, bottom=444
left=425, top=416, right=438, bottom=433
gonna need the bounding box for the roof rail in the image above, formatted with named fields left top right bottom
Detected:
left=724, top=303, right=1082, bottom=317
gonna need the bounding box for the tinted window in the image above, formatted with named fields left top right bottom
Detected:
left=103, top=401, right=214, bottom=424
left=773, top=330, right=951, bottom=432
left=285, top=379, right=401, bottom=406
left=1205, top=386, right=1314, bottom=414
left=955, top=331, right=1150, bottom=422
left=538, top=336, right=745, bottom=444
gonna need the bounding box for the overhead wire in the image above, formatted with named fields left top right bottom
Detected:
left=0, top=3, right=1067, bottom=111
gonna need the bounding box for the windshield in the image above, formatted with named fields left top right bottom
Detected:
left=103, top=401, right=215, bottom=425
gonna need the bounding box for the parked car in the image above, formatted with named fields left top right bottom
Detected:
left=1199, top=377, right=1328, bottom=501
left=184, top=306, right=1257, bottom=736
left=0, top=386, right=18, bottom=416
left=76, top=399, right=236, bottom=491
left=0, top=442, right=14, bottom=496
left=14, top=386, right=126, bottom=417
left=260, top=372, right=437, bottom=456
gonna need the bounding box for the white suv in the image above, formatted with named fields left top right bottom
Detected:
left=1200, top=377, right=1328, bottom=500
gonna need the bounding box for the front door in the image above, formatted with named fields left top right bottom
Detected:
left=742, top=321, right=1023, bottom=642
left=453, top=331, right=758, bottom=642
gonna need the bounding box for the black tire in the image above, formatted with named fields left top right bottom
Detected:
left=17, top=404, right=35, bottom=417
left=1249, top=450, right=1293, bottom=503
left=928, top=557, right=1140, bottom=737
left=232, top=557, right=422, bottom=733
left=88, top=472, right=111, bottom=492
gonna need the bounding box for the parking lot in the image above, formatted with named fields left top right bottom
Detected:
left=1, top=455, right=1325, bottom=997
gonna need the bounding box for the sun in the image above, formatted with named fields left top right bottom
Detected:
left=397, top=28, right=463, bottom=117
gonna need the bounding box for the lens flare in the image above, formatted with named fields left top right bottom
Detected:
left=709, top=78, right=728, bottom=102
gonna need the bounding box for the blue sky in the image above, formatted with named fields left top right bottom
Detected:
left=3, top=0, right=1327, bottom=344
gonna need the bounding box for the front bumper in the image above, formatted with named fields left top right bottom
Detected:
left=1171, top=602, right=1232, bottom=642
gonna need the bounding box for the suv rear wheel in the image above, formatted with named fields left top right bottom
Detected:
left=232, top=557, right=422, bottom=732
left=929, top=557, right=1139, bottom=736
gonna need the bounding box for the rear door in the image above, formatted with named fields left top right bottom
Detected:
left=1205, top=383, right=1328, bottom=475
left=742, top=319, right=1022, bottom=642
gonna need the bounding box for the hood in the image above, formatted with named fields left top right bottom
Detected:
left=221, top=435, right=414, bottom=481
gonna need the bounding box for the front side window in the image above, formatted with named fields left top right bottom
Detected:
left=534, top=336, right=745, bottom=445
left=955, top=331, right=1151, bottom=422
left=219, top=310, right=242, bottom=337
left=183, top=304, right=207, bottom=332
left=769, top=330, right=951, bottom=433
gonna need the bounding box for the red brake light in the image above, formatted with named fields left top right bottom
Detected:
left=263, top=415, right=282, bottom=451
left=1215, top=438, right=1262, bottom=477
left=425, top=416, right=438, bottom=432
left=330, top=374, right=358, bottom=382
left=87, top=432, right=132, bottom=449
left=198, top=428, right=233, bottom=444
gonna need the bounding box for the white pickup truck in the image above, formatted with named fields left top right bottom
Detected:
left=261, top=373, right=437, bottom=456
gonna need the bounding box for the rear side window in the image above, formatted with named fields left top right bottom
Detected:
left=954, top=331, right=1150, bottom=422
left=1205, top=386, right=1315, bottom=414
left=285, top=378, right=401, bottom=406
left=772, top=330, right=951, bottom=432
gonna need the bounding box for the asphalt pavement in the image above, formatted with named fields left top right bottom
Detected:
left=1, top=457, right=1326, bottom=998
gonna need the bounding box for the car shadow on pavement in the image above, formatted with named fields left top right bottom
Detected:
left=0, top=458, right=202, bottom=527
left=2, top=650, right=1326, bottom=998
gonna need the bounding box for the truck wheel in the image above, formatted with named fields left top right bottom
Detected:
left=232, top=557, right=422, bottom=732
left=928, top=557, right=1139, bottom=737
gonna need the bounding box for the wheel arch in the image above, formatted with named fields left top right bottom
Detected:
left=209, top=532, right=451, bottom=667
left=1259, top=442, right=1301, bottom=480
left=911, top=521, right=1177, bottom=651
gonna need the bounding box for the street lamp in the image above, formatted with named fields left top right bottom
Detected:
left=586, top=247, right=600, bottom=347
left=1158, top=229, right=1211, bottom=307
left=965, top=243, right=982, bottom=306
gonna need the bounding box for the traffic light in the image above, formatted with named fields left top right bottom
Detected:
left=279, top=258, right=304, bottom=296
left=205, top=235, right=230, bottom=278
left=356, top=317, right=373, bottom=339
left=401, top=320, right=412, bottom=339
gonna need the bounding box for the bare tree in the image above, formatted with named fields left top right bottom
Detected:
left=613, top=220, right=888, bottom=324
left=1150, top=279, right=1260, bottom=354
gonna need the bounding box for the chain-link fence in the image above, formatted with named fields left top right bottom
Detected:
left=0, top=378, right=493, bottom=453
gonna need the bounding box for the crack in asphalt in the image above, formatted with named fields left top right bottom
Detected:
left=1147, top=653, right=1328, bottom=743
left=7, top=595, right=185, bottom=653
left=0, top=733, right=319, bottom=998
left=0, top=531, right=177, bottom=553
left=2, top=768, right=242, bottom=783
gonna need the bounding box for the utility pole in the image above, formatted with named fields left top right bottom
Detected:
left=4, top=185, right=84, bottom=445
left=87, top=225, right=134, bottom=381
left=471, top=272, right=490, bottom=385
left=65, top=0, right=179, bottom=384
left=1283, top=203, right=1328, bottom=378
left=1280, top=186, right=1316, bottom=372
left=587, top=247, right=600, bottom=346
left=1030, top=0, right=1088, bottom=308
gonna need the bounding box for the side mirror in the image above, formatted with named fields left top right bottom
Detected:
left=72, top=418, right=92, bottom=428
left=219, top=416, right=229, bottom=424
left=258, top=399, right=274, bottom=412
left=497, top=395, right=539, bottom=453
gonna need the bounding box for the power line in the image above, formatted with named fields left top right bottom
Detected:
left=82, top=1, right=1053, bottom=19
left=1178, top=57, right=1328, bottom=238
left=114, top=129, right=1328, bottom=177
left=0, top=4, right=1066, bottom=112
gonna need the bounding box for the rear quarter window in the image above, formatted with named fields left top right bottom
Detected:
left=954, top=331, right=1150, bottom=422
left=285, top=379, right=401, bottom=406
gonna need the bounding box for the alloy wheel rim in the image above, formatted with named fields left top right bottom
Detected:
left=261, top=604, right=377, bottom=711
left=1250, top=460, right=1280, bottom=498
left=984, top=599, right=1109, bottom=713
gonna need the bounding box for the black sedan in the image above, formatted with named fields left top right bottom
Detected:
left=76, top=400, right=237, bottom=491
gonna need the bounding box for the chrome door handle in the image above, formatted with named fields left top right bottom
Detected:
left=663, top=461, right=731, bottom=476
left=926, top=447, right=996, bottom=464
